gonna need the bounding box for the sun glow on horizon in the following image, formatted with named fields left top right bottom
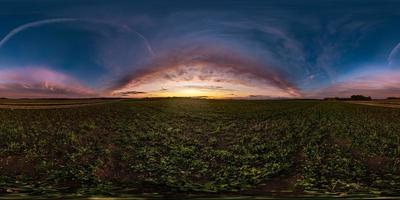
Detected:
left=175, top=88, right=207, bottom=97
left=110, top=65, right=300, bottom=99
left=112, top=79, right=296, bottom=99
left=156, top=86, right=231, bottom=99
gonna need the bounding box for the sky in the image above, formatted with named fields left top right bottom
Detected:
left=1, top=0, right=400, bottom=99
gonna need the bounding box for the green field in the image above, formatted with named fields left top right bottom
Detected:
left=0, top=99, right=399, bottom=198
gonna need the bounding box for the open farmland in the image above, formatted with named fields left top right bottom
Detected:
left=348, top=99, right=400, bottom=108
left=0, top=99, right=121, bottom=109
left=0, top=98, right=399, bottom=198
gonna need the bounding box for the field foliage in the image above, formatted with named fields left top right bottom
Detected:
left=0, top=99, right=399, bottom=196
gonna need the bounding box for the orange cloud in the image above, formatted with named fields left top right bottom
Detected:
left=109, top=45, right=300, bottom=98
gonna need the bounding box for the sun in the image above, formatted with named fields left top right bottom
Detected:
left=165, top=86, right=220, bottom=98
left=177, top=88, right=205, bottom=97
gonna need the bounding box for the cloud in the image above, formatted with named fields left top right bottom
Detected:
left=109, top=42, right=301, bottom=97
left=0, top=4, right=397, bottom=98
left=0, top=18, right=154, bottom=56
left=248, top=95, right=272, bottom=99
left=183, top=85, right=236, bottom=92
left=388, top=42, right=400, bottom=68
left=307, top=70, right=400, bottom=98
left=112, top=90, right=146, bottom=96
left=0, top=68, right=95, bottom=98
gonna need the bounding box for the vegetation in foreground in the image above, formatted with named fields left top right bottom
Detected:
left=0, top=99, right=399, bottom=197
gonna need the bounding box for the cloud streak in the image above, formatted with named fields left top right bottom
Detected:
left=0, top=18, right=154, bottom=56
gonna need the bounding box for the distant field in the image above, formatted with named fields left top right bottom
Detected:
left=348, top=99, right=400, bottom=108
left=0, top=99, right=399, bottom=198
left=0, top=99, right=121, bottom=109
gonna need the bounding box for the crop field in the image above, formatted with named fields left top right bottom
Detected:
left=0, top=99, right=121, bottom=109
left=349, top=99, right=400, bottom=108
left=0, top=98, right=399, bottom=198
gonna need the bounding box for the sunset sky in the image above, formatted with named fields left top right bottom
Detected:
left=1, top=0, right=400, bottom=99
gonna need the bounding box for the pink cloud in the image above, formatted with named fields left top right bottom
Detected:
left=308, top=70, right=400, bottom=99
left=0, top=67, right=96, bottom=98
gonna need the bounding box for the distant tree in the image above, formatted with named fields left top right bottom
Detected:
left=387, top=97, right=400, bottom=100
left=350, top=95, right=372, bottom=101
